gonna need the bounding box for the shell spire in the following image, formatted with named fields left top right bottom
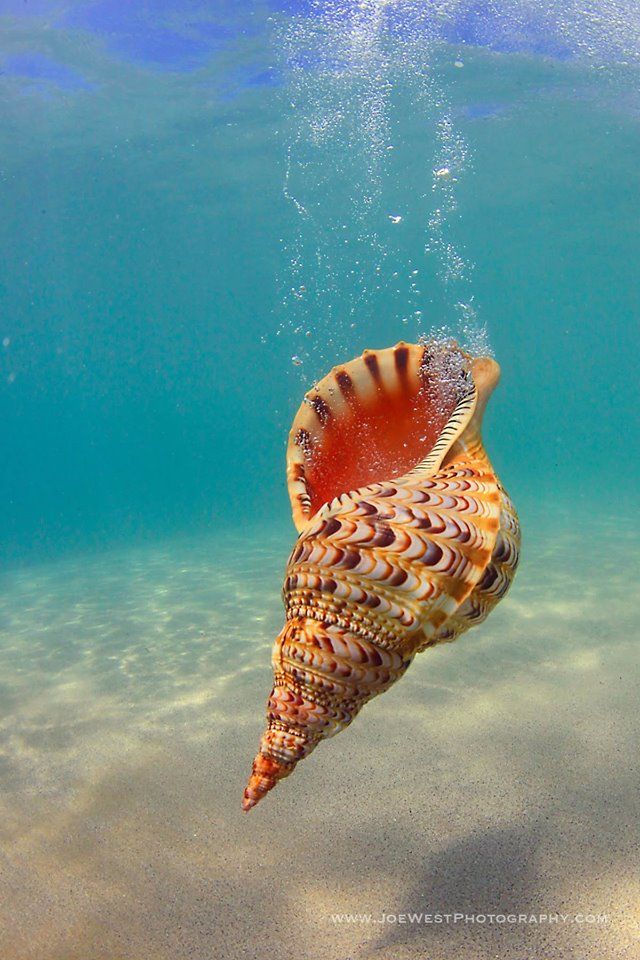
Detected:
left=242, top=341, right=520, bottom=811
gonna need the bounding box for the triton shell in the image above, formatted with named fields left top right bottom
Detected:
left=243, top=340, right=520, bottom=811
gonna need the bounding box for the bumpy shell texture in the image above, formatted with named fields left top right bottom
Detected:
left=242, top=341, right=520, bottom=811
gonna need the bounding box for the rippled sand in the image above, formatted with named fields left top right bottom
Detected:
left=0, top=505, right=637, bottom=960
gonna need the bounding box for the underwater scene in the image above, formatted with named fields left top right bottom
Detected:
left=1, top=2, right=639, bottom=958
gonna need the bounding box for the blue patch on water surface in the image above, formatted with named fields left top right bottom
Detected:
left=462, top=102, right=507, bottom=121
left=61, top=2, right=236, bottom=72
left=215, top=64, right=282, bottom=103
left=244, top=66, right=281, bottom=88
left=0, top=0, right=65, bottom=13
left=0, top=1, right=254, bottom=73
left=2, top=51, right=91, bottom=89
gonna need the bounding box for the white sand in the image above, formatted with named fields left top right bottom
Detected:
left=0, top=506, right=637, bottom=959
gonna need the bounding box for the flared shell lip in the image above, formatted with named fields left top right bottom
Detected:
left=286, top=340, right=498, bottom=533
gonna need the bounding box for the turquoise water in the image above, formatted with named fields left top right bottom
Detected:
left=1, top=4, right=639, bottom=959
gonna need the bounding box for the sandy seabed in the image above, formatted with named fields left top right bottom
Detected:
left=0, top=505, right=637, bottom=960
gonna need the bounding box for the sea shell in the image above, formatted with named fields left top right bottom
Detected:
left=242, top=340, right=520, bottom=811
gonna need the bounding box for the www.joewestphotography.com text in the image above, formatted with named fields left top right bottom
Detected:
left=327, top=912, right=609, bottom=926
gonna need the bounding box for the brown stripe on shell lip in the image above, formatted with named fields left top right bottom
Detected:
left=309, top=394, right=332, bottom=426
left=394, top=345, right=410, bottom=381
left=335, top=369, right=356, bottom=402
left=363, top=351, right=382, bottom=383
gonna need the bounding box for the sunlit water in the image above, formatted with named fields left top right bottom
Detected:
left=1, top=3, right=639, bottom=959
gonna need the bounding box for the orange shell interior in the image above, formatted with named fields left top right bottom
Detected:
left=288, top=342, right=471, bottom=523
